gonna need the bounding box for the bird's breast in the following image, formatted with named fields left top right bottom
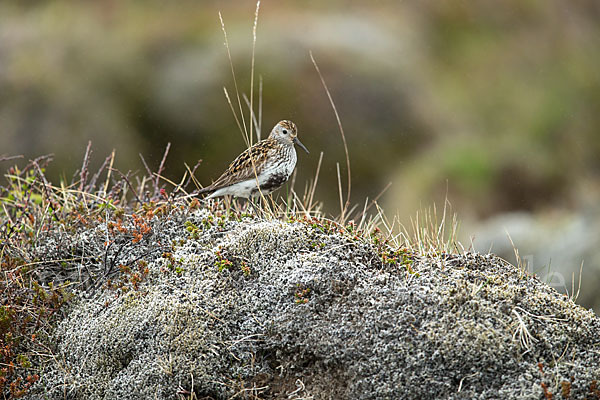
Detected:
left=255, top=147, right=297, bottom=194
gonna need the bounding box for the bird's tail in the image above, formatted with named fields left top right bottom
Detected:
left=196, top=186, right=215, bottom=196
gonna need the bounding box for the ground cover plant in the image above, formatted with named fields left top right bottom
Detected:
left=1, top=150, right=599, bottom=399
left=0, top=134, right=439, bottom=399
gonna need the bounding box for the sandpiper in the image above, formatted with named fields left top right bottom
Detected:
left=197, top=120, right=309, bottom=199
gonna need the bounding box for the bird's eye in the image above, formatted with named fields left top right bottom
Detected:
left=282, top=129, right=288, bottom=134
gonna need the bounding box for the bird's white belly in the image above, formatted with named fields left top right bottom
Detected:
left=207, top=179, right=255, bottom=198
left=208, top=151, right=297, bottom=198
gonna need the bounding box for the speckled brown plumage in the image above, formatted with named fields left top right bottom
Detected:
left=198, top=120, right=309, bottom=199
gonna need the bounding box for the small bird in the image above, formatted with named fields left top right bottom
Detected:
left=197, top=120, right=309, bottom=199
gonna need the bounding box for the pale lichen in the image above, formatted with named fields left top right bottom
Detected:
left=24, top=209, right=600, bottom=399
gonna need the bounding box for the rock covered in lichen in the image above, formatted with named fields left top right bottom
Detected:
left=26, top=209, right=600, bottom=399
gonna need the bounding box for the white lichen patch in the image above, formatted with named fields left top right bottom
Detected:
left=25, top=209, right=600, bottom=400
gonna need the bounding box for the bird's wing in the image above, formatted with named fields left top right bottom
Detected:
left=199, top=139, right=276, bottom=193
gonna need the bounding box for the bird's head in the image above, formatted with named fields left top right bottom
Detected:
left=269, top=120, right=309, bottom=154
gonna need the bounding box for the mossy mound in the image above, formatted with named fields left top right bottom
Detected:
left=27, top=209, right=600, bottom=399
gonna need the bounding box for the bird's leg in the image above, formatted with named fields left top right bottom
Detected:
left=217, top=195, right=227, bottom=214
left=232, top=198, right=246, bottom=215
left=246, top=197, right=256, bottom=215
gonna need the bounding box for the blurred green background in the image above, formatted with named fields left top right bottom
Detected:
left=1, top=0, right=599, bottom=311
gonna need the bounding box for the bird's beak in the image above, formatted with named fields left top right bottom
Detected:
left=294, top=137, right=310, bottom=154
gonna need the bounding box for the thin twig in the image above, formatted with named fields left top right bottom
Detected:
left=307, top=151, right=323, bottom=210
left=310, top=51, right=351, bottom=215
left=139, top=153, right=154, bottom=181
left=249, top=1, right=261, bottom=146
left=87, top=152, right=113, bottom=193
left=219, top=11, right=248, bottom=142
left=355, top=181, right=392, bottom=224
left=153, top=173, right=188, bottom=197
left=79, top=141, right=92, bottom=194
left=336, top=163, right=345, bottom=224
left=243, top=93, right=261, bottom=141
left=155, top=143, right=171, bottom=194
left=183, top=160, right=203, bottom=191
left=571, top=261, right=584, bottom=303
left=0, top=154, right=24, bottom=162
left=224, top=87, right=248, bottom=148
left=31, top=156, right=61, bottom=225
left=258, top=75, right=263, bottom=139
left=110, top=168, right=142, bottom=204
left=102, top=150, right=116, bottom=196
left=172, top=171, right=189, bottom=195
